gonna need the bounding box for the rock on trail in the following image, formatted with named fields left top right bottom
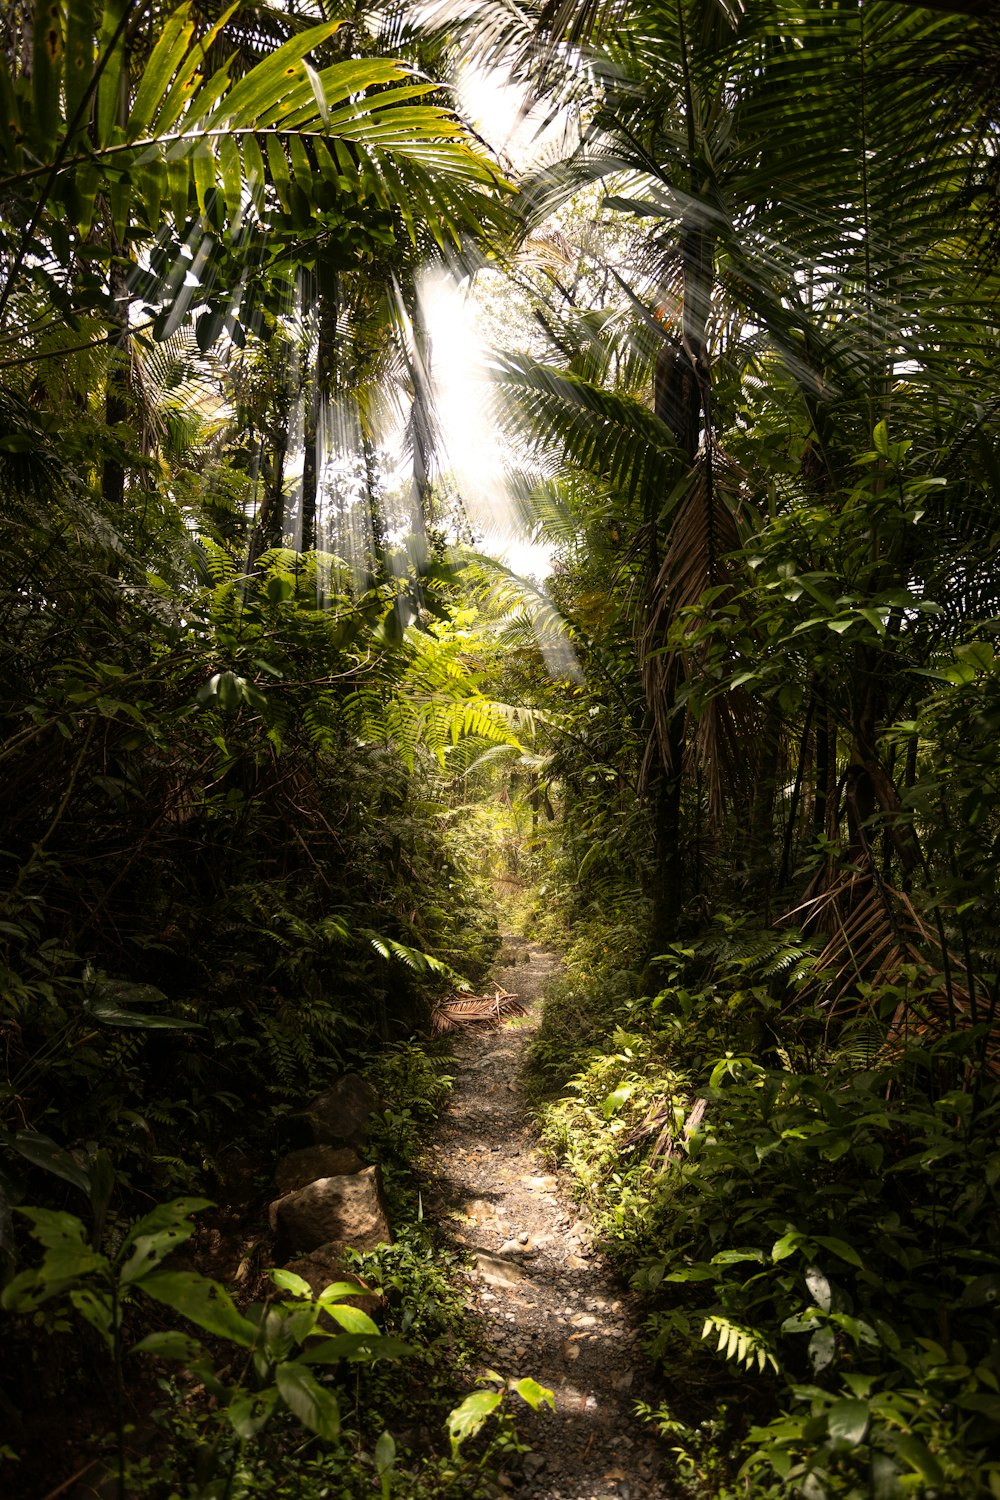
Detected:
left=425, top=937, right=671, bottom=1500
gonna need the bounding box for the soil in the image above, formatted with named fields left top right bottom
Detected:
left=425, top=936, right=672, bottom=1500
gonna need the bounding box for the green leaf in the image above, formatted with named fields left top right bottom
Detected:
left=826, top=1397, right=869, bottom=1446
left=299, top=1333, right=414, bottom=1364
left=808, top=1326, right=836, bottom=1373
left=374, top=1430, right=396, bottom=1477
left=216, top=670, right=244, bottom=712
left=64, top=0, right=97, bottom=132
left=805, top=1264, right=833, bottom=1312
left=873, top=420, right=890, bottom=459
left=228, top=1388, right=278, bottom=1440
left=813, top=1235, right=863, bottom=1269
left=129, top=4, right=196, bottom=136
left=270, top=1268, right=314, bottom=1298
left=218, top=132, right=242, bottom=220
left=70, top=1286, right=115, bottom=1349
left=512, top=1377, right=556, bottom=1412
left=119, top=1221, right=197, bottom=1284
left=602, top=1084, right=633, bottom=1119
left=32, top=0, right=63, bottom=156
left=205, top=21, right=342, bottom=130
left=321, top=1302, right=380, bottom=1336
left=8, top=1131, right=91, bottom=1196
left=274, top=1361, right=340, bottom=1440
left=447, top=1389, right=503, bottom=1456
left=151, top=4, right=238, bottom=137
left=140, top=1270, right=257, bottom=1347
left=88, top=1148, right=115, bottom=1246
left=96, top=0, right=128, bottom=149
left=121, top=1198, right=212, bottom=1254
left=83, top=980, right=196, bottom=1030
left=131, top=1329, right=204, bottom=1362
left=266, top=573, right=295, bottom=604
left=891, top=1434, right=945, bottom=1485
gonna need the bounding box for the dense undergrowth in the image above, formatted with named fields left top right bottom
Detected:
left=0, top=447, right=525, bottom=1493
left=3, top=1034, right=546, bottom=1499
left=527, top=907, right=1000, bottom=1500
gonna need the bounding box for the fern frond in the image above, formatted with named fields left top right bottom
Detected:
left=701, top=1314, right=779, bottom=1376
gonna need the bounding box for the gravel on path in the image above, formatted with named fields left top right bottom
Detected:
left=424, top=936, right=672, bottom=1500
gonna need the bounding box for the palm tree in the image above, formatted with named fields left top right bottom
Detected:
left=440, top=0, right=1000, bottom=961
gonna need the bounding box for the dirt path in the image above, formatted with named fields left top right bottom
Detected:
left=424, top=936, right=671, bottom=1500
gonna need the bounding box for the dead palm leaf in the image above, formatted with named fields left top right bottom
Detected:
left=430, top=989, right=527, bottom=1034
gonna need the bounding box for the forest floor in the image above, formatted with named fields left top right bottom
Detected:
left=424, top=935, right=671, bottom=1500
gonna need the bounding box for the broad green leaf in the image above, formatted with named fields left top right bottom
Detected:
left=601, top=1083, right=633, bottom=1119
left=813, top=1235, right=863, bottom=1269
left=302, top=59, right=329, bottom=126
left=265, top=135, right=292, bottom=212
left=242, top=132, right=266, bottom=211
left=70, top=1286, right=115, bottom=1349
left=269, top=58, right=405, bottom=130
left=9, top=1132, right=91, bottom=1196
left=15, top=1205, right=91, bottom=1251
left=270, top=1268, right=313, bottom=1297
left=119, top=1221, right=197, bottom=1283
left=805, top=1264, right=833, bottom=1312
left=512, top=1377, right=555, bottom=1412
left=2, top=1266, right=83, bottom=1311
left=88, top=1148, right=115, bottom=1246
left=121, top=1198, right=212, bottom=1254
left=266, top=574, right=294, bottom=604
left=299, top=1333, right=414, bottom=1364
left=228, top=1388, right=278, bottom=1440
left=131, top=1329, right=204, bottom=1362
left=891, top=1434, right=945, bottom=1485
left=808, top=1326, right=836, bottom=1373
left=192, top=143, right=216, bottom=216
left=374, top=1429, right=396, bottom=1476
left=167, top=154, right=190, bottom=225
left=446, top=1389, right=503, bottom=1456
left=826, top=1397, right=869, bottom=1446
left=140, top=1270, right=257, bottom=1347
left=322, top=1302, right=380, bottom=1336
left=274, top=1361, right=340, bottom=1440
left=316, top=1280, right=380, bottom=1304
left=135, top=154, right=166, bottom=227
left=83, top=984, right=196, bottom=1030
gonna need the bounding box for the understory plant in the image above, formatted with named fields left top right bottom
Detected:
left=2, top=1189, right=555, bottom=1500
left=537, top=925, right=1000, bottom=1498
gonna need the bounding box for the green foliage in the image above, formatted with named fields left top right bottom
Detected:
left=536, top=924, right=1000, bottom=1498
left=1, top=1196, right=413, bottom=1495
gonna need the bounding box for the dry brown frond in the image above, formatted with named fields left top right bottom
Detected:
left=786, top=872, right=981, bottom=1055
left=620, top=1095, right=707, bottom=1170
left=430, top=990, right=527, bottom=1034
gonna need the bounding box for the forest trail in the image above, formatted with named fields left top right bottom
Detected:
left=424, top=936, right=671, bottom=1500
